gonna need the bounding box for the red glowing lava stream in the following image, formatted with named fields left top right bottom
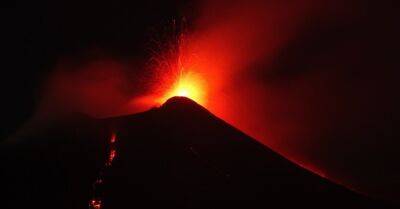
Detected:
left=89, top=132, right=118, bottom=209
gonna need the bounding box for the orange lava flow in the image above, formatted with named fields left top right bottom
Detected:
left=89, top=132, right=118, bottom=209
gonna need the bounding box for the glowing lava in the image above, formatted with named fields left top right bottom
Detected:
left=159, top=71, right=207, bottom=105
left=89, top=132, right=118, bottom=209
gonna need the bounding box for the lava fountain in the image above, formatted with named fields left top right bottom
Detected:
left=157, top=70, right=207, bottom=106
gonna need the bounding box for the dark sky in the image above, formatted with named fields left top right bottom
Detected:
left=1, top=0, right=399, bottom=202
left=1, top=0, right=192, bottom=138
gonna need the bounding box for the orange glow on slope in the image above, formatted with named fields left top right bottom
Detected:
left=158, top=71, right=207, bottom=106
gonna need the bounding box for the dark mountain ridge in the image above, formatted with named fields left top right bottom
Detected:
left=0, top=97, right=395, bottom=209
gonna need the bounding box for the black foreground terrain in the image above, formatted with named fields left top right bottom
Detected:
left=0, top=97, right=395, bottom=209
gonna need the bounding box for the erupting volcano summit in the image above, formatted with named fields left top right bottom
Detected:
left=157, top=71, right=207, bottom=106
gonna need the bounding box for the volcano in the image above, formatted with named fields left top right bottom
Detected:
left=0, top=97, right=395, bottom=209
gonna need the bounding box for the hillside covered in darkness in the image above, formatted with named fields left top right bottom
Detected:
left=0, top=97, right=395, bottom=209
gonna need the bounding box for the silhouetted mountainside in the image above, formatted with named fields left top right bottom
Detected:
left=0, top=97, right=395, bottom=209
left=0, top=113, right=109, bottom=209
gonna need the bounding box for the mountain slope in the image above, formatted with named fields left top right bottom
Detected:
left=0, top=97, right=394, bottom=209
left=102, top=97, right=390, bottom=209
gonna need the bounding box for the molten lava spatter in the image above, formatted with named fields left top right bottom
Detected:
left=158, top=71, right=207, bottom=106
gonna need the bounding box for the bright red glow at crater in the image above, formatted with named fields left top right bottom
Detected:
left=158, top=70, right=207, bottom=106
